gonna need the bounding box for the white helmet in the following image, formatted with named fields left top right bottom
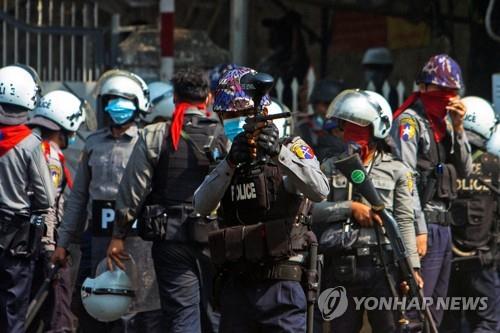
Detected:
left=96, top=69, right=150, bottom=113
left=81, top=258, right=137, bottom=322
left=326, top=89, right=392, bottom=139
left=30, top=90, right=86, bottom=132
left=0, top=64, right=41, bottom=110
left=486, top=123, right=500, bottom=157
left=267, top=99, right=290, bottom=138
left=462, top=96, right=497, bottom=139
left=141, top=81, right=174, bottom=123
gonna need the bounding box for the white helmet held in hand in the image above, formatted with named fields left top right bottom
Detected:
left=486, top=123, right=500, bottom=157
left=462, top=96, right=497, bottom=139
left=326, top=89, right=392, bottom=139
left=30, top=90, right=86, bottom=132
left=0, top=64, right=41, bottom=110
left=81, top=258, right=137, bottom=322
left=142, top=81, right=174, bottom=123
left=96, top=69, right=150, bottom=113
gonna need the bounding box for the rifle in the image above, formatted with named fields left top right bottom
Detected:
left=333, top=153, right=438, bottom=333
left=239, top=72, right=291, bottom=162
left=305, top=233, right=319, bottom=333
left=25, top=263, right=60, bottom=330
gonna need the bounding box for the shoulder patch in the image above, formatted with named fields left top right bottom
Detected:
left=399, top=117, right=417, bottom=142
left=290, top=138, right=315, bottom=159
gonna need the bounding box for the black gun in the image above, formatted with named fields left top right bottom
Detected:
left=239, top=72, right=291, bottom=162
left=25, top=263, right=60, bottom=330
left=306, top=236, right=319, bottom=333
left=333, top=154, right=438, bottom=333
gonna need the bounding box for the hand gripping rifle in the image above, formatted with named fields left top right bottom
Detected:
left=333, top=154, right=438, bottom=333
left=239, top=72, right=291, bottom=163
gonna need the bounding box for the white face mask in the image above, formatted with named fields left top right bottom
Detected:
left=223, top=117, right=246, bottom=141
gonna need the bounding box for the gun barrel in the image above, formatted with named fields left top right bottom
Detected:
left=256, top=112, right=291, bottom=122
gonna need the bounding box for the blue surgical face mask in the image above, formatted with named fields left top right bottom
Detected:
left=223, top=117, right=246, bottom=141
left=67, top=135, right=77, bottom=146
left=104, top=98, right=136, bottom=125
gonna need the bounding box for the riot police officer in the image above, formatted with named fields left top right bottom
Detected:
left=295, top=79, right=344, bottom=161
left=52, top=69, right=163, bottom=332
left=141, top=81, right=175, bottom=125
left=313, top=89, right=421, bottom=333
left=28, top=90, right=86, bottom=332
left=193, top=67, right=329, bottom=332
left=440, top=96, right=499, bottom=332
left=390, top=54, right=472, bottom=326
left=361, top=47, right=399, bottom=110
left=0, top=65, right=55, bottom=333
left=107, top=67, right=227, bottom=333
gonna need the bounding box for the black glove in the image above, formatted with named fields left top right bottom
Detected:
left=257, top=123, right=280, bottom=157
left=227, top=132, right=251, bottom=166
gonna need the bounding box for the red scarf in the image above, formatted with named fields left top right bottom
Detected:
left=394, top=91, right=456, bottom=143
left=170, top=102, right=207, bottom=151
left=343, top=122, right=372, bottom=160
left=41, top=141, right=73, bottom=189
left=0, top=125, right=32, bottom=157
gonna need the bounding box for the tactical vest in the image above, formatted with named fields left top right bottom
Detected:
left=145, top=115, right=220, bottom=242
left=451, top=151, right=499, bottom=251
left=209, top=162, right=311, bottom=266
left=149, top=115, right=220, bottom=206
left=415, top=109, right=458, bottom=205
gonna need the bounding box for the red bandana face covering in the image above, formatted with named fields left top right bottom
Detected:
left=420, top=90, right=456, bottom=142
left=394, top=90, right=456, bottom=143
left=343, top=122, right=372, bottom=160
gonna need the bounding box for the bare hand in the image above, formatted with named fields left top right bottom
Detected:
left=416, top=233, right=428, bottom=258
left=107, top=238, right=129, bottom=271
left=351, top=201, right=383, bottom=227
left=447, top=98, right=466, bottom=132
left=414, top=270, right=424, bottom=289
left=51, top=246, right=68, bottom=267
left=400, top=270, right=424, bottom=294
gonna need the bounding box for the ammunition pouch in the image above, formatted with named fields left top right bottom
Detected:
left=186, top=213, right=218, bottom=244
left=419, top=164, right=457, bottom=206
left=0, top=209, right=44, bottom=258
left=138, top=204, right=168, bottom=241
left=208, top=219, right=308, bottom=266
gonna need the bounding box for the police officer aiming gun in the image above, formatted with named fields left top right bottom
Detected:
left=193, top=67, right=329, bottom=332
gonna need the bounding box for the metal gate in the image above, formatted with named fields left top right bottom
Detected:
left=0, top=0, right=107, bottom=82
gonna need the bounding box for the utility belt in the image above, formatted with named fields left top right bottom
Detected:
left=424, top=210, right=452, bottom=226
left=225, top=260, right=304, bottom=282
left=208, top=219, right=309, bottom=266
left=138, top=203, right=218, bottom=243
left=0, top=208, right=44, bottom=258
left=330, top=245, right=393, bottom=283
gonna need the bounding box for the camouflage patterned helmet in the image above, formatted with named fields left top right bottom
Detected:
left=213, top=67, right=271, bottom=113
left=209, top=63, right=239, bottom=92
left=417, top=54, right=463, bottom=90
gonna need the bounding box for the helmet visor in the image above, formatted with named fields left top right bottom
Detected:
left=326, top=89, right=380, bottom=127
